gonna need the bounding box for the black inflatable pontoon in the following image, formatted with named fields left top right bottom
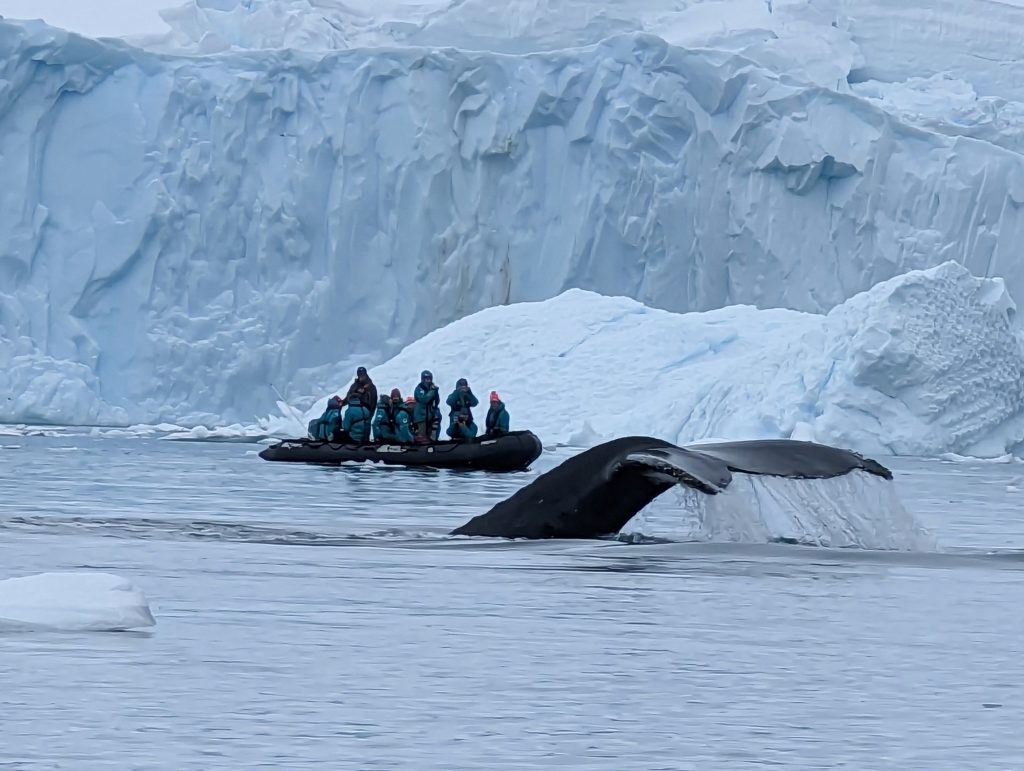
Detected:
left=258, top=430, right=543, bottom=472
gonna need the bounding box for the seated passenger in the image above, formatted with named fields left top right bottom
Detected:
left=392, top=394, right=415, bottom=444
left=446, top=408, right=478, bottom=441
left=309, top=395, right=344, bottom=441
left=484, top=391, right=510, bottom=438
left=373, top=389, right=415, bottom=443
left=371, top=394, right=392, bottom=441
left=342, top=392, right=372, bottom=443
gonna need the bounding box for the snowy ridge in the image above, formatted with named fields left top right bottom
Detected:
left=0, top=572, right=156, bottom=632
left=5, top=13, right=1024, bottom=428
left=133, top=0, right=784, bottom=55
left=327, top=262, right=1024, bottom=458
left=133, top=0, right=1024, bottom=99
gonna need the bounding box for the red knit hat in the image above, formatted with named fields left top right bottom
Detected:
left=405, top=395, right=415, bottom=404
left=489, top=391, right=500, bottom=402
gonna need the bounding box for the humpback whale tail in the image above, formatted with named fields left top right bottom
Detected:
left=450, top=437, right=894, bottom=540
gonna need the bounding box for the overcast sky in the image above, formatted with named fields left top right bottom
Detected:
left=0, top=0, right=175, bottom=37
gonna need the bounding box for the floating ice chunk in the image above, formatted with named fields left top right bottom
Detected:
left=0, top=572, right=157, bottom=632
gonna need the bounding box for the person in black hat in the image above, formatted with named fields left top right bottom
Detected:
left=446, top=408, right=477, bottom=441
left=342, top=366, right=377, bottom=411
left=413, top=369, right=440, bottom=441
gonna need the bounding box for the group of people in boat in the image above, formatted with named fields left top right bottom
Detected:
left=308, top=366, right=511, bottom=445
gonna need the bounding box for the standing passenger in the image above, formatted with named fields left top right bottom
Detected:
left=413, top=370, right=441, bottom=442
left=343, top=366, right=377, bottom=412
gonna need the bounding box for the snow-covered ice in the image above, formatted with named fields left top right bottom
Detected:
left=311, top=261, right=1024, bottom=458
left=0, top=572, right=157, bottom=632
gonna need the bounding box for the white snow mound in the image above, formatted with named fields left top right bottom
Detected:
left=317, top=261, right=1024, bottom=458
left=0, top=572, right=157, bottom=632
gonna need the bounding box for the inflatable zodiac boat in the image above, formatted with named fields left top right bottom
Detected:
left=258, top=430, right=543, bottom=472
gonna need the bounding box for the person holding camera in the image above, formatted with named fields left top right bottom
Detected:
left=446, top=408, right=478, bottom=441
left=445, top=377, right=479, bottom=431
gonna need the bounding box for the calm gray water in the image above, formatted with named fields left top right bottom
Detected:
left=2, top=435, right=1024, bottom=770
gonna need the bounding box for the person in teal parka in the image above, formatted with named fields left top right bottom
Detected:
left=373, top=389, right=415, bottom=443
left=310, top=394, right=344, bottom=441
left=447, top=408, right=478, bottom=441
left=484, top=391, right=510, bottom=437
left=371, top=395, right=391, bottom=441
left=342, top=392, right=372, bottom=443
left=413, top=370, right=441, bottom=441
left=446, top=378, right=479, bottom=435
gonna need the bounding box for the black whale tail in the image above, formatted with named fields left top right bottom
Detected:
left=450, top=437, right=894, bottom=540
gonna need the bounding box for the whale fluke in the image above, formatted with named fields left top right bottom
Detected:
left=450, top=436, right=893, bottom=540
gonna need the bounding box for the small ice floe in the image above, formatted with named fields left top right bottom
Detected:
left=0, top=572, right=157, bottom=632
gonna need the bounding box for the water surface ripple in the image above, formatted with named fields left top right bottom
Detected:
left=1, top=436, right=1023, bottom=769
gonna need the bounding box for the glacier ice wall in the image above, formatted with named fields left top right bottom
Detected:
left=345, top=261, right=1024, bottom=458
left=4, top=3, right=1024, bottom=427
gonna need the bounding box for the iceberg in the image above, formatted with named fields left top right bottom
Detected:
left=3, top=1, right=1024, bottom=443
left=318, top=261, right=1024, bottom=458
left=0, top=572, right=157, bottom=632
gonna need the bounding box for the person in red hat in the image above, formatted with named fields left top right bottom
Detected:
left=308, top=394, right=344, bottom=441
left=484, top=391, right=510, bottom=438
left=372, top=387, right=414, bottom=443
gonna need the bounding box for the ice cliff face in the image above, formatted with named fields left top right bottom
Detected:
left=3, top=1, right=1024, bottom=439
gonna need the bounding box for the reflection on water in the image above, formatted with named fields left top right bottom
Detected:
left=1, top=437, right=1023, bottom=769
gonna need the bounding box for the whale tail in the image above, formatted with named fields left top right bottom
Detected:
left=621, top=439, right=892, bottom=496
left=450, top=437, right=894, bottom=540
left=620, top=447, right=732, bottom=494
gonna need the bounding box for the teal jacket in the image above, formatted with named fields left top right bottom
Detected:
left=446, top=388, right=479, bottom=421
left=414, top=382, right=440, bottom=424
left=446, top=417, right=478, bottom=441
left=373, top=399, right=414, bottom=443
left=311, top=408, right=342, bottom=441
left=484, top=402, right=510, bottom=436
left=343, top=402, right=372, bottom=443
